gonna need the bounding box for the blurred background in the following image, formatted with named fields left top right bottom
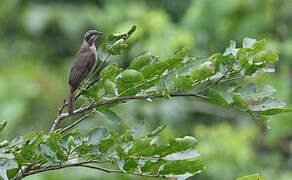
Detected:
left=0, top=0, right=292, bottom=179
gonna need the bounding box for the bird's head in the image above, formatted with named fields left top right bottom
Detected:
left=84, top=30, right=103, bottom=46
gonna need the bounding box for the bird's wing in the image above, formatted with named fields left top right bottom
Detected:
left=69, top=51, right=96, bottom=89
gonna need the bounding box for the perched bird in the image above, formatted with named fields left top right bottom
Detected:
left=68, top=30, right=103, bottom=115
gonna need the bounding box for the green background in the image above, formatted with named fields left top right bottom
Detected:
left=0, top=0, right=291, bottom=179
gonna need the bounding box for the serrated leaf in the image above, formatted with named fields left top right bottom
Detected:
left=242, top=38, right=257, bottom=48
left=123, top=159, right=138, bottom=173
left=141, top=159, right=166, bottom=173
left=101, top=64, right=123, bottom=81
left=128, top=139, right=156, bottom=156
left=129, top=53, right=155, bottom=71
left=98, top=109, right=121, bottom=123
left=236, top=173, right=267, bottom=180
left=173, top=76, right=193, bottom=91
left=156, top=136, right=198, bottom=157
left=99, top=137, right=115, bottom=153
left=249, top=97, right=285, bottom=111
left=75, top=143, right=94, bottom=154
left=0, top=158, right=17, bottom=180
left=253, top=50, right=279, bottom=64
left=40, top=144, right=58, bottom=164
left=244, top=63, right=265, bottom=76
left=239, top=84, right=275, bottom=101
left=209, top=88, right=229, bottom=107
left=252, top=39, right=266, bottom=54
left=159, top=159, right=204, bottom=176
left=87, top=127, right=109, bottom=145
left=191, top=61, right=215, bottom=81
left=163, top=149, right=200, bottom=161
left=232, top=93, right=246, bottom=108
left=171, top=48, right=189, bottom=59
left=104, top=79, right=116, bottom=96
left=47, top=133, right=67, bottom=161
left=223, top=40, right=238, bottom=56
left=117, top=69, right=145, bottom=93
left=6, top=168, right=18, bottom=179
left=108, top=39, right=128, bottom=55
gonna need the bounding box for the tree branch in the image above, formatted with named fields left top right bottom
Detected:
left=12, top=160, right=161, bottom=180
left=50, top=92, right=209, bottom=132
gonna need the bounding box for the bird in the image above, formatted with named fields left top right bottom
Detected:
left=68, top=30, right=103, bottom=115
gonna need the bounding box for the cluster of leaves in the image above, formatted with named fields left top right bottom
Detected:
left=0, top=122, right=203, bottom=180
left=0, top=26, right=291, bottom=180
left=85, top=34, right=291, bottom=125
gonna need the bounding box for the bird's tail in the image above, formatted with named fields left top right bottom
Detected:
left=68, top=87, right=75, bottom=115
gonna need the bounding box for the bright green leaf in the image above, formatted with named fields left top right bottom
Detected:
left=123, top=159, right=138, bottom=173
left=236, top=173, right=267, bottom=180
left=98, top=109, right=121, bottom=123
left=87, top=127, right=109, bottom=145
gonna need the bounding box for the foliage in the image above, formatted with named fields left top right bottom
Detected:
left=236, top=173, right=267, bottom=180
left=0, top=26, right=291, bottom=180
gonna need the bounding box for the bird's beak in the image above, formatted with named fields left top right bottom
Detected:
left=95, top=31, right=103, bottom=35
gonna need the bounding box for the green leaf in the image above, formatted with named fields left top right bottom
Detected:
left=223, top=40, right=238, bottom=56
left=123, top=158, right=138, bottom=173
left=239, top=84, right=275, bottom=101
left=249, top=97, right=285, bottom=111
left=47, top=133, right=67, bottom=161
left=163, top=149, right=200, bottom=161
left=141, top=160, right=166, bottom=173
left=129, top=53, right=155, bottom=71
left=101, top=64, right=123, bottom=81
left=147, top=125, right=166, bottom=137
left=128, top=139, right=156, bottom=156
left=253, top=50, right=279, bottom=64
left=242, top=38, right=257, bottom=48
left=261, top=108, right=292, bottom=115
left=117, top=69, right=145, bottom=94
left=231, top=93, right=246, bottom=108
left=191, top=61, right=215, bottom=81
left=104, top=79, right=116, bottom=96
left=87, top=127, right=109, bottom=145
left=209, top=88, right=229, bottom=107
left=67, top=136, right=75, bottom=148
left=244, top=63, right=266, bottom=76
left=252, top=39, right=266, bottom=54
left=6, top=168, right=19, bottom=179
left=40, top=144, right=59, bottom=164
left=159, top=159, right=204, bottom=176
left=156, top=136, right=198, bottom=157
left=75, top=143, right=93, bottom=154
left=0, top=158, right=17, bottom=180
left=236, top=173, right=267, bottom=180
left=99, top=136, right=115, bottom=153
left=98, top=109, right=121, bottom=123
left=171, top=48, right=189, bottom=59
left=173, top=76, right=193, bottom=91
left=108, top=25, right=136, bottom=42
left=0, top=120, right=7, bottom=133
left=108, top=39, right=128, bottom=55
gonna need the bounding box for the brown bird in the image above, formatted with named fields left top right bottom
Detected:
left=68, top=30, right=103, bottom=115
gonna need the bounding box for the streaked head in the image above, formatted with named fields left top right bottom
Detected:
left=84, top=30, right=103, bottom=45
